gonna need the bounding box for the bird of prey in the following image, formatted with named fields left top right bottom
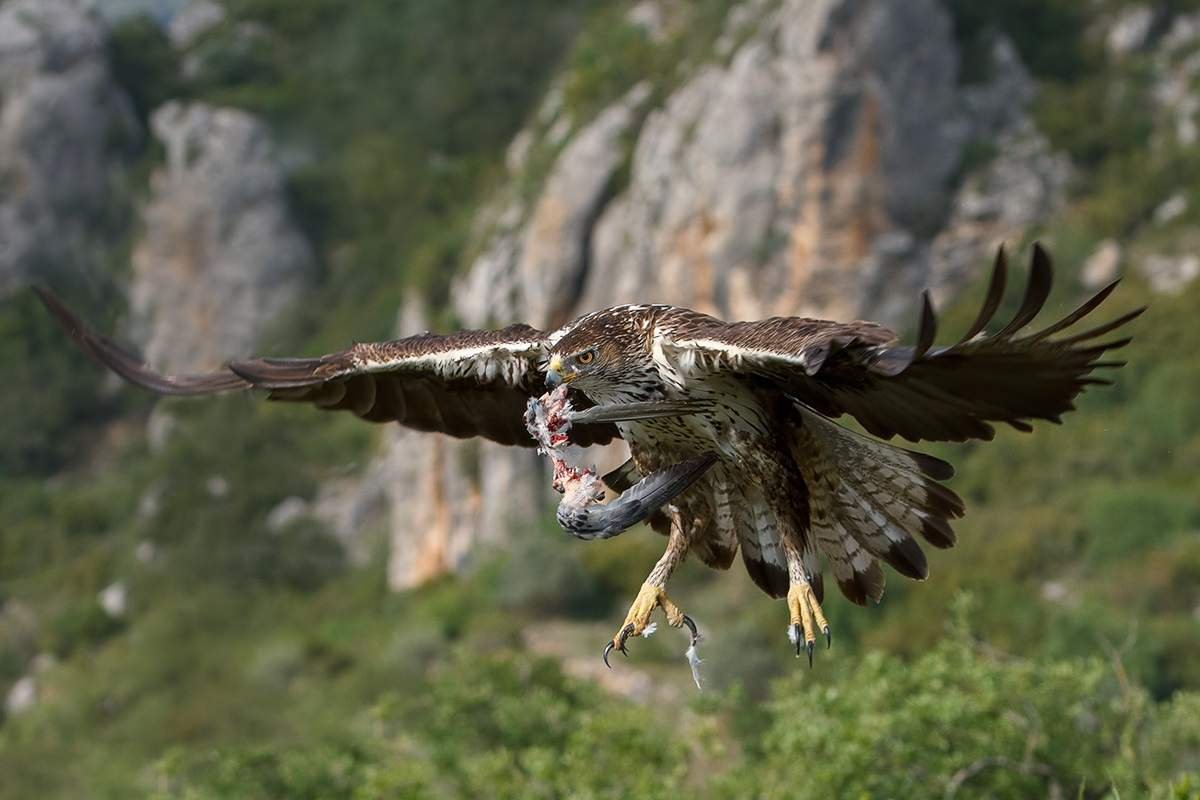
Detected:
left=35, top=244, right=1142, bottom=667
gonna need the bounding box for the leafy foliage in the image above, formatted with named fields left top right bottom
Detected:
left=130, top=625, right=1200, bottom=799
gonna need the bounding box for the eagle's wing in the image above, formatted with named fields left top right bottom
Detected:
left=34, top=287, right=618, bottom=448
left=659, top=245, right=1145, bottom=443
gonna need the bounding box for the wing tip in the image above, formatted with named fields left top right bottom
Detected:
left=32, top=285, right=89, bottom=343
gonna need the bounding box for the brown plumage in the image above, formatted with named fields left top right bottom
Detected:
left=35, top=244, right=1142, bottom=618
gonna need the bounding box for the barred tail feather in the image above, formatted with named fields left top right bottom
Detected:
left=740, top=488, right=791, bottom=599
left=793, top=404, right=964, bottom=604
left=688, top=466, right=742, bottom=570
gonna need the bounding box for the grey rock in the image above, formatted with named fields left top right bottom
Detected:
left=168, top=0, right=225, bottom=48
left=1157, top=57, right=1200, bottom=145
left=959, top=37, right=1035, bottom=138
left=1082, top=239, right=1122, bottom=290
left=266, top=496, right=310, bottom=533
left=1154, top=192, right=1188, bottom=225
left=134, top=539, right=158, bottom=564
left=1153, top=29, right=1200, bottom=145
left=929, top=118, right=1070, bottom=304
left=505, top=128, right=535, bottom=174
left=1164, top=12, right=1200, bottom=50
left=4, top=675, right=36, bottom=716
left=128, top=102, right=315, bottom=373
left=1140, top=253, right=1200, bottom=295
left=518, top=83, right=652, bottom=326
left=311, top=464, right=389, bottom=567
left=0, top=0, right=140, bottom=295
left=627, top=1, right=667, bottom=42
left=136, top=481, right=163, bottom=520
left=98, top=581, right=127, bottom=618
left=90, top=0, right=189, bottom=25
left=467, top=0, right=1050, bottom=334
left=145, top=407, right=178, bottom=452
left=455, top=199, right=527, bottom=327
left=30, top=652, right=57, bottom=673
left=380, top=299, right=547, bottom=591
left=205, top=474, right=229, bottom=498
left=1106, top=5, right=1156, bottom=57
left=305, top=296, right=547, bottom=589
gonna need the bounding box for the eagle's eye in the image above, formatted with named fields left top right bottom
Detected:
left=575, top=349, right=596, bottom=366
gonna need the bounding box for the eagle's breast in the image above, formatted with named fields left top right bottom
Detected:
left=621, top=360, right=771, bottom=473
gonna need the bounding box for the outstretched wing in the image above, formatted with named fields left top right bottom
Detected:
left=658, top=244, right=1145, bottom=443
left=34, top=288, right=619, bottom=447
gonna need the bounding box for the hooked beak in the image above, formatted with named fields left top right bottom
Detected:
left=545, top=355, right=572, bottom=388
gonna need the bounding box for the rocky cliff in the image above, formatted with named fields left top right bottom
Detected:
left=0, top=0, right=140, bottom=295
left=128, top=100, right=315, bottom=375
left=458, top=0, right=1065, bottom=331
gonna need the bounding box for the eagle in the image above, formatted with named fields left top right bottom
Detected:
left=35, top=244, right=1141, bottom=668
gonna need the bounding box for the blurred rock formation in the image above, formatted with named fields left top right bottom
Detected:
left=0, top=0, right=140, bottom=295
left=128, top=101, right=315, bottom=373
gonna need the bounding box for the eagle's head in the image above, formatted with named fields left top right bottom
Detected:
left=544, top=306, right=660, bottom=403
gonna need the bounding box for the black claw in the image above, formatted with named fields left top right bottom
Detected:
left=681, top=614, right=700, bottom=646
left=791, top=624, right=803, bottom=657
left=806, top=640, right=814, bottom=668
left=824, top=626, right=832, bottom=650
left=604, top=623, right=636, bottom=668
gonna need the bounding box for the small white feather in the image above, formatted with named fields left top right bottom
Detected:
left=686, top=641, right=704, bottom=692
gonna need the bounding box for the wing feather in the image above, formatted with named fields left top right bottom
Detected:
left=659, top=244, right=1143, bottom=443
left=34, top=288, right=618, bottom=448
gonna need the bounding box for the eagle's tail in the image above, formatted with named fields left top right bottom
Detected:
left=790, top=404, right=965, bottom=605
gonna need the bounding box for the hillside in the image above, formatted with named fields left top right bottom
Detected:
left=2, top=1, right=1200, bottom=797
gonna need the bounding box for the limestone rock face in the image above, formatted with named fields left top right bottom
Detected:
left=128, top=101, right=315, bottom=372
left=381, top=0, right=1071, bottom=590
left=0, top=0, right=140, bottom=295
left=518, top=83, right=652, bottom=328
left=460, top=0, right=1059, bottom=334
left=378, top=300, right=547, bottom=590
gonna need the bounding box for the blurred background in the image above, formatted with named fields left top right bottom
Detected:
left=1, top=0, right=1199, bottom=797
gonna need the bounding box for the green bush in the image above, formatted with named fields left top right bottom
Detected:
left=945, top=0, right=1095, bottom=84
left=721, top=619, right=1200, bottom=799
left=47, top=599, right=126, bottom=659
left=0, top=291, right=127, bottom=476
left=124, top=633, right=1200, bottom=800
left=1084, top=484, right=1200, bottom=563
left=108, top=15, right=185, bottom=121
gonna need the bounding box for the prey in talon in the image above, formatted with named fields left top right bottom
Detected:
left=36, top=244, right=1141, bottom=680
left=525, top=383, right=715, bottom=670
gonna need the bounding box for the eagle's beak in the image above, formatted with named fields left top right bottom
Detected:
left=545, top=355, right=573, bottom=388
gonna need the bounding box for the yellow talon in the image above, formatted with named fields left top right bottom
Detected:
left=603, top=582, right=694, bottom=667
left=787, top=581, right=830, bottom=665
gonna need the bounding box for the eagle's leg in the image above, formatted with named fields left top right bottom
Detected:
left=602, top=517, right=697, bottom=667
left=782, top=538, right=830, bottom=667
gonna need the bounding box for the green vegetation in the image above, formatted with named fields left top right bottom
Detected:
left=560, top=0, right=740, bottom=123
left=4, top=1, right=1200, bottom=798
